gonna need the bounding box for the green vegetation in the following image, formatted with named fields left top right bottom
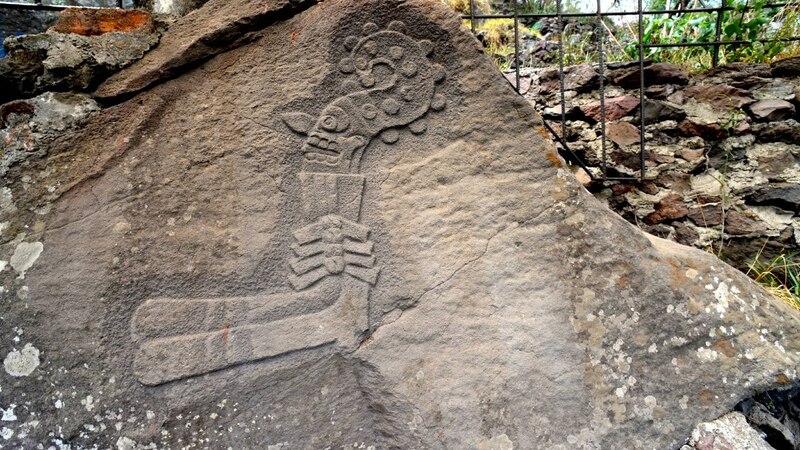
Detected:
left=748, top=252, right=800, bottom=309
left=442, top=0, right=800, bottom=72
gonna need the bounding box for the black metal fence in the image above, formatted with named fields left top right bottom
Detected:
left=464, top=0, right=800, bottom=182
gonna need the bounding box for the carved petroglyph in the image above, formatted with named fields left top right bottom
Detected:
left=290, top=172, right=380, bottom=290
left=132, top=278, right=368, bottom=386
left=282, top=21, right=446, bottom=173
left=131, top=21, right=443, bottom=385
left=290, top=215, right=379, bottom=290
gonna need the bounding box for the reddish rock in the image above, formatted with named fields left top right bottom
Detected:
left=644, top=193, right=689, bottom=224
left=611, top=62, right=688, bottom=88
left=683, top=84, right=754, bottom=109
left=640, top=180, right=660, bottom=195
left=746, top=99, right=796, bottom=122
left=581, top=95, right=640, bottom=121
left=677, top=119, right=727, bottom=140
left=611, top=183, right=637, bottom=196
left=725, top=210, right=767, bottom=235
left=675, top=148, right=705, bottom=162
left=606, top=121, right=640, bottom=146
left=687, top=204, right=724, bottom=227
left=49, top=8, right=154, bottom=36
left=538, top=63, right=599, bottom=94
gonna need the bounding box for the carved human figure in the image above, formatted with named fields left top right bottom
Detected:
left=129, top=20, right=446, bottom=386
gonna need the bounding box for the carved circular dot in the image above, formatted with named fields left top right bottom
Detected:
left=433, top=66, right=446, bottom=82
left=338, top=57, right=355, bottom=74
left=363, top=22, right=379, bottom=35
left=400, top=62, right=418, bottom=78
left=418, top=39, right=434, bottom=56
left=363, top=40, right=378, bottom=56
left=361, top=104, right=378, bottom=119
left=360, top=74, right=376, bottom=88
left=431, top=94, right=446, bottom=111
left=381, top=129, right=399, bottom=144
left=410, top=120, right=428, bottom=135
left=344, top=35, right=359, bottom=50
left=399, top=87, right=414, bottom=102
left=342, top=79, right=360, bottom=92
left=387, top=20, right=407, bottom=33
left=389, top=46, right=405, bottom=61
left=381, top=98, right=401, bottom=115
left=355, top=57, right=368, bottom=71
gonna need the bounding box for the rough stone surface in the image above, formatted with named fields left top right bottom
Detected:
left=606, top=121, right=640, bottom=146
left=683, top=84, right=754, bottom=109
left=684, top=412, right=775, bottom=450
left=580, top=95, right=640, bottom=121
left=538, top=63, right=599, bottom=94
left=2, top=1, right=800, bottom=449
left=49, top=8, right=155, bottom=36
left=94, top=0, right=320, bottom=100
left=1, top=92, right=100, bottom=177
left=0, top=30, right=158, bottom=103
left=747, top=99, right=796, bottom=122
left=772, top=56, right=800, bottom=78
left=612, top=62, right=689, bottom=89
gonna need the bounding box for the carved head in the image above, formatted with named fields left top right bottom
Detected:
left=282, top=105, right=367, bottom=170
left=282, top=20, right=446, bottom=173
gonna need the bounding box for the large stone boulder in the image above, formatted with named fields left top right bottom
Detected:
left=1, top=0, right=800, bottom=448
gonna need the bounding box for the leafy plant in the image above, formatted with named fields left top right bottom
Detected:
left=624, top=0, right=800, bottom=71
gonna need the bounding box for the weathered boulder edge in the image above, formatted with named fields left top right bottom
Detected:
left=93, top=0, right=319, bottom=101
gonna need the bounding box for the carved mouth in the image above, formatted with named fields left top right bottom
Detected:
left=304, top=132, right=341, bottom=165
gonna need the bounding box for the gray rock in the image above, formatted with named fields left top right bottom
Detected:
left=3, top=1, right=800, bottom=448
left=746, top=183, right=800, bottom=212
left=753, top=119, right=800, bottom=144
left=0, top=92, right=99, bottom=177
left=0, top=10, right=59, bottom=56
left=772, top=56, right=800, bottom=78
left=741, top=400, right=798, bottom=449
left=538, top=63, right=599, bottom=94
left=0, top=30, right=158, bottom=102
left=638, top=99, right=687, bottom=124
left=746, top=99, right=796, bottom=122
left=687, top=412, right=775, bottom=450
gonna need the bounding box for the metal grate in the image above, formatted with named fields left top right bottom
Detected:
left=464, top=1, right=800, bottom=182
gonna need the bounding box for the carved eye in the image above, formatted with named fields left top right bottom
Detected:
left=321, top=115, right=338, bottom=131
left=319, top=107, right=350, bottom=132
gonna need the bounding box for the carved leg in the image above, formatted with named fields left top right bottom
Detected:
left=131, top=278, right=340, bottom=340
left=133, top=278, right=369, bottom=386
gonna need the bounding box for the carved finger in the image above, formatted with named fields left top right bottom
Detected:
left=289, top=254, right=325, bottom=275
left=291, top=240, right=326, bottom=258
left=344, top=253, right=376, bottom=268
left=343, top=240, right=374, bottom=255
left=289, top=266, right=329, bottom=291
left=344, top=265, right=380, bottom=285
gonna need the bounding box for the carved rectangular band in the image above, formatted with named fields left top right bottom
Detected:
left=298, top=172, right=366, bottom=223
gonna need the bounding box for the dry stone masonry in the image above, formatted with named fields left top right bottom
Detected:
left=524, top=59, right=800, bottom=271
left=2, top=0, right=800, bottom=448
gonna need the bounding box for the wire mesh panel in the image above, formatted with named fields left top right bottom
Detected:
left=461, top=0, right=800, bottom=182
